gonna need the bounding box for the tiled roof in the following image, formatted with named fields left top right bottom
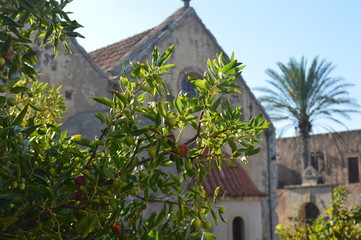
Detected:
left=89, top=29, right=153, bottom=72
left=203, top=160, right=266, bottom=198
left=88, top=7, right=192, bottom=75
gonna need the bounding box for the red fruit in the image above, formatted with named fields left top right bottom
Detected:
left=110, top=222, right=122, bottom=233
left=74, top=175, right=87, bottom=186
left=68, top=191, right=85, bottom=201
left=167, top=134, right=176, bottom=142
left=75, top=192, right=85, bottom=200
left=3, top=53, right=11, bottom=62
left=178, top=144, right=188, bottom=155
left=170, top=151, right=176, bottom=161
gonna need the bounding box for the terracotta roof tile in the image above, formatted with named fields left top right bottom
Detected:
left=89, top=29, right=153, bottom=72
left=203, top=160, right=266, bottom=198
left=88, top=7, right=191, bottom=75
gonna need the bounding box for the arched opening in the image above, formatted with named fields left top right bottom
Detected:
left=299, top=202, right=319, bottom=224
left=305, top=202, right=319, bottom=223
left=181, top=72, right=202, bottom=98
left=232, top=217, right=245, bottom=240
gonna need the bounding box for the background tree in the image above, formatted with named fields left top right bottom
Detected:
left=0, top=1, right=269, bottom=239
left=256, top=57, right=359, bottom=168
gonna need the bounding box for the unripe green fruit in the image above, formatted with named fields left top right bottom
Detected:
left=125, top=135, right=135, bottom=145
left=0, top=85, right=6, bottom=92
left=185, top=161, right=193, bottom=171
left=18, top=182, right=25, bottom=191
left=7, top=97, right=17, bottom=106
left=218, top=207, right=226, bottom=214
left=11, top=181, right=18, bottom=189
left=60, top=34, right=67, bottom=41
left=148, top=146, right=157, bottom=159
left=203, top=220, right=212, bottom=230
left=0, top=57, right=5, bottom=66
left=191, top=218, right=201, bottom=229
left=167, top=117, right=177, bottom=127
left=113, top=179, right=121, bottom=190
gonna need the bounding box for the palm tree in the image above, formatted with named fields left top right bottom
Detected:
left=256, top=57, right=359, bottom=169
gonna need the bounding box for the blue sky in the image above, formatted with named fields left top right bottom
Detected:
left=66, top=0, right=361, bottom=136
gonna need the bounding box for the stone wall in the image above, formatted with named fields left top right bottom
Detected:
left=35, top=38, right=111, bottom=121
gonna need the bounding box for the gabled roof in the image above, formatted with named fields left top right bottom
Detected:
left=89, top=29, right=153, bottom=73
left=203, top=160, right=266, bottom=198
left=89, top=7, right=198, bottom=75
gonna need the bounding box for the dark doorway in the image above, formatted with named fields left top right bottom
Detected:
left=305, top=202, right=319, bottom=224
left=232, top=217, right=245, bottom=240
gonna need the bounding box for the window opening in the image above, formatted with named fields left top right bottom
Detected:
left=310, top=152, right=324, bottom=171
left=232, top=217, right=245, bottom=240
left=348, top=157, right=359, bottom=183
left=181, top=72, right=202, bottom=98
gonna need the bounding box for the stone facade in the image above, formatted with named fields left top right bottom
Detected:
left=277, top=129, right=361, bottom=226
left=36, top=6, right=278, bottom=240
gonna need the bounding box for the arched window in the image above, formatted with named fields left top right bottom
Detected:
left=232, top=217, right=245, bottom=240
left=181, top=72, right=202, bottom=98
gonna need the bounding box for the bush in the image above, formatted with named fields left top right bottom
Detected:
left=0, top=1, right=269, bottom=239
left=276, top=186, right=361, bottom=240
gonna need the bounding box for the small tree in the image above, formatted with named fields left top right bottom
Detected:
left=276, top=186, right=361, bottom=240
left=0, top=1, right=270, bottom=239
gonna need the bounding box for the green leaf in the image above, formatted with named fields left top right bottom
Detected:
left=94, top=112, right=105, bottom=123
left=12, top=105, right=28, bottom=125
left=71, top=137, right=91, bottom=146
left=0, top=217, right=18, bottom=231
left=92, top=97, right=115, bottom=108
left=0, top=34, right=12, bottom=53
left=157, top=45, right=174, bottom=66
left=191, top=79, right=208, bottom=90
left=155, top=203, right=167, bottom=227
left=213, top=186, right=220, bottom=204
left=10, top=86, right=28, bottom=94
left=204, top=232, right=217, bottom=240
left=178, top=195, right=184, bottom=218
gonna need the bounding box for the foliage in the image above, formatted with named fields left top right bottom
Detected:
left=276, top=186, right=361, bottom=240
left=14, top=76, right=67, bottom=126
left=0, top=1, right=270, bottom=239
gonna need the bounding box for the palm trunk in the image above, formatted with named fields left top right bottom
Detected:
left=301, top=133, right=309, bottom=169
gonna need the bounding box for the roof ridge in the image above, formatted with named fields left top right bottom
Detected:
left=110, top=6, right=193, bottom=75
left=88, top=28, right=154, bottom=73
left=89, top=28, right=154, bottom=56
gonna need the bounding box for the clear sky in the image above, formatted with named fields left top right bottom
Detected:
left=65, top=0, right=361, bottom=137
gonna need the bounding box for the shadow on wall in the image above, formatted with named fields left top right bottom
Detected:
left=278, top=164, right=302, bottom=188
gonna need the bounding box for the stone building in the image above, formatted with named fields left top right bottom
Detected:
left=277, top=129, right=361, bottom=226
left=36, top=3, right=278, bottom=240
